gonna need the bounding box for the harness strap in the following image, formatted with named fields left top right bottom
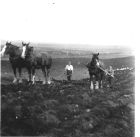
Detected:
left=98, top=66, right=114, bottom=77
left=10, top=56, right=21, bottom=60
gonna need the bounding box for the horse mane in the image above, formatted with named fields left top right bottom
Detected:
left=7, top=43, right=22, bottom=58
left=10, top=44, right=20, bottom=49
left=27, top=46, right=48, bottom=57
left=89, top=57, right=97, bottom=67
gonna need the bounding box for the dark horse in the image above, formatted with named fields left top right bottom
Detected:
left=86, top=53, right=105, bottom=90
left=0, top=42, right=31, bottom=83
left=22, top=42, right=52, bottom=84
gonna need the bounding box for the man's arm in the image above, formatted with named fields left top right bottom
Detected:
left=65, top=65, right=68, bottom=71
left=111, top=70, right=114, bottom=77
left=105, top=69, right=114, bottom=78
left=71, top=65, right=73, bottom=72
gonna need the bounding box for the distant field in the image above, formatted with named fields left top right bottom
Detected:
left=1, top=56, right=135, bottom=84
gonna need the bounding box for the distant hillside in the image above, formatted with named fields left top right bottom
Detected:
left=1, top=42, right=134, bottom=59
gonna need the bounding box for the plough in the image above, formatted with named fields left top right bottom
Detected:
left=82, top=63, right=114, bottom=78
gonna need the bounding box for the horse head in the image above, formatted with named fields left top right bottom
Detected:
left=21, top=42, right=30, bottom=58
left=91, top=53, right=99, bottom=65
left=22, top=42, right=30, bottom=47
left=6, top=41, right=11, bottom=45
left=0, top=41, right=12, bottom=56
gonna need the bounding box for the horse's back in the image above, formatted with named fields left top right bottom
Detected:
left=32, top=52, right=52, bottom=68
left=40, top=53, right=52, bottom=66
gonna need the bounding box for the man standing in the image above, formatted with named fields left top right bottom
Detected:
left=65, top=61, right=73, bottom=81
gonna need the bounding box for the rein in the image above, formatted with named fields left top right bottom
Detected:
left=87, top=59, right=114, bottom=78
left=98, top=66, right=114, bottom=77
left=9, top=56, right=22, bottom=60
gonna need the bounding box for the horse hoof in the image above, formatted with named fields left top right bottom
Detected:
left=13, top=79, right=17, bottom=83
left=32, top=81, right=36, bottom=85
left=90, top=84, right=94, bottom=90
left=42, top=81, right=46, bottom=85
left=90, top=86, right=94, bottom=90
left=19, top=80, right=23, bottom=83
left=95, top=86, right=99, bottom=89
left=107, top=85, right=110, bottom=88
left=47, top=81, right=51, bottom=84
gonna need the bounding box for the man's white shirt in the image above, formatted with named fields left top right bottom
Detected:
left=65, top=65, right=73, bottom=71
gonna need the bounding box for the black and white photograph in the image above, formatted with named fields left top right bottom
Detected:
left=0, top=0, right=139, bottom=137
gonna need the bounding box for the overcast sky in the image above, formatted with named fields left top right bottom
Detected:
left=0, top=0, right=139, bottom=49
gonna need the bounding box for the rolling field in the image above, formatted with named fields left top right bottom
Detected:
left=1, top=56, right=135, bottom=136
left=1, top=56, right=134, bottom=83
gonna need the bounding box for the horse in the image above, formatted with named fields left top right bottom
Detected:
left=0, top=42, right=31, bottom=83
left=22, top=42, right=52, bottom=84
left=86, top=53, right=105, bottom=90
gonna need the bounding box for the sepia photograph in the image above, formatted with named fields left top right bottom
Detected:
left=0, top=0, right=138, bottom=137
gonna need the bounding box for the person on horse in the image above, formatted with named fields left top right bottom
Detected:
left=106, top=65, right=114, bottom=88
left=65, top=61, right=73, bottom=81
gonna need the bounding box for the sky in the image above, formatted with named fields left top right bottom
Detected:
left=0, top=0, right=140, bottom=49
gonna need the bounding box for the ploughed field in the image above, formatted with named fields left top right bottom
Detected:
left=1, top=56, right=134, bottom=82
left=1, top=56, right=135, bottom=137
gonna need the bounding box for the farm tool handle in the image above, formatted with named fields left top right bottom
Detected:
left=81, top=63, right=88, bottom=67
left=98, top=66, right=114, bottom=78
left=64, top=72, right=72, bottom=77
left=82, top=62, right=113, bottom=77
left=56, top=72, right=72, bottom=78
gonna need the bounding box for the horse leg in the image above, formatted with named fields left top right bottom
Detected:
left=46, top=68, right=51, bottom=84
left=12, top=65, right=17, bottom=83
left=32, top=67, right=36, bottom=84
left=100, top=73, right=104, bottom=88
left=42, top=67, right=46, bottom=84
left=98, top=80, right=100, bottom=89
left=27, top=67, right=32, bottom=83
left=100, top=80, right=103, bottom=88
left=95, top=77, right=99, bottom=89
left=90, top=75, right=94, bottom=90
left=95, top=81, right=99, bottom=89
left=98, top=80, right=103, bottom=88
left=18, top=67, right=22, bottom=83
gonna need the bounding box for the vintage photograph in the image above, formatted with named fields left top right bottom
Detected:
left=0, top=0, right=137, bottom=137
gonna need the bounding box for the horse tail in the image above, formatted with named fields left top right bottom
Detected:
left=41, top=53, right=52, bottom=68
left=47, top=56, right=52, bottom=68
